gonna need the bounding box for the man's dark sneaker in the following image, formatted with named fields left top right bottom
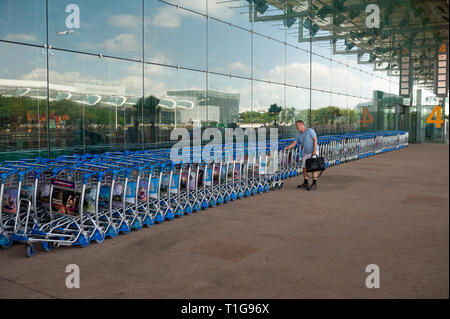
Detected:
left=297, top=182, right=309, bottom=189
left=307, top=183, right=317, bottom=191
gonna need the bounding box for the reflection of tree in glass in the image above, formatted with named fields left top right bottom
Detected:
left=0, top=95, right=126, bottom=130
left=268, top=103, right=282, bottom=126
left=239, top=111, right=271, bottom=124
left=134, top=95, right=161, bottom=126
left=279, top=107, right=296, bottom=125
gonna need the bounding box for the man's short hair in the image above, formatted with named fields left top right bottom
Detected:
left=295, top=120, right=305, bottom=126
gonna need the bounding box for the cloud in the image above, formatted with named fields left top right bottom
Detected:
left=208, top=3, right=234, bottom=20
left=151, top=6, right=181, bottom=28
left=4, top=33, right=39, bottom=43
left=107, top=14, right=141, bottom=29
left=104, top=1, right=236, bottom=31
left=266, top=61, right=390, bottom=100
left=150, top=0, right=234, bottom=28
left=78, top=33, right=140, bottom=54
left=124, top=53, right=171, bottom=75
left=20, top=67, right=93, bottom=88
left=229, top=61, right=251, bottom=74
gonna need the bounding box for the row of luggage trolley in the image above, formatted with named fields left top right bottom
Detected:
left=0, top=130, right=408, bottom=257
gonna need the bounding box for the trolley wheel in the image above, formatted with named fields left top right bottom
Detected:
left=106, top=225, right=119, bottom=239
left=94, top=229, right=105, bottom=243
left=1, top=234, right=13, bottom=249
left=78, top=232, right=90, bottom=248
left=42, top=241, right=53, bottom=252
left=165, top=209, right=175, bottom=220
left=132, top=219, right=143, bottom=231
left=120, top=224, right=131, bottom=234
left=143, top=215, right=154, bottom=227
left=26, top=244, right=35, bottom=258
left=175, top=207, right=184, bottom=217
left=154, top=212, right=165, bottom=224
left=184, top=204, right=192, bottom=215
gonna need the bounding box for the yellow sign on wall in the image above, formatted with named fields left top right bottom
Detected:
left=426, top=106, right=445, bottom=128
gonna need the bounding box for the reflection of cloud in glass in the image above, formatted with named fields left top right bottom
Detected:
left=78, top=33, right=140, bottom=54
left=152, top=6, right=182, bottom=28
left=4, top=33, right=39, bottom=43
left=229, top=61, right=251, bottom=74
left=107, top=14, right=141, bottom=29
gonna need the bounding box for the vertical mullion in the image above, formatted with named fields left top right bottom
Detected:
left=206, top=0, right=208, bottom=129
left=45, top=0, right=50, bottom=158
left=142, top=0, right=145, bottom=150
left=309, top=0, right=312, bottom=128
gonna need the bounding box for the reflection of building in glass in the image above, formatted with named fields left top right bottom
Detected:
left=167, top=90, right=240, bottom=126
left=356, top=91, right=403, bottom=132
left=0, top=78, right=138, bottom=107
left=156, top=95, right=220, bottom=125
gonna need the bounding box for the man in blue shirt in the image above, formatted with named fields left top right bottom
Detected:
left=284, top=120, right=319, bottom=190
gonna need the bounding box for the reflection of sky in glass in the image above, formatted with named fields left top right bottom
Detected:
left=0, top=0, right=405, bottom=113
left=0, top=0, right=46, bottom=45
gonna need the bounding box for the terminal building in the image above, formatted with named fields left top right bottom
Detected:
left=0, top=0, right=448, bottom=160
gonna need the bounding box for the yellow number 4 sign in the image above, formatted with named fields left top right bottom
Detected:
left=360, top=107, right=374, bottom=127
left=426, top=106, right=445, bottom=128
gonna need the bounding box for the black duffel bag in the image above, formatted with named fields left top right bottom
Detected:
left=305, top=154, right=326, bottom=177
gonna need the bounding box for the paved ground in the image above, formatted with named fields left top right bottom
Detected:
left=0, top=143, right=448, bottom=299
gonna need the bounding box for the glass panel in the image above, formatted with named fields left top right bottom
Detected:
left=286, top=44, right=310, bottom=89
left=0, top=0, right=46, bottom=45
left=311, top=91, right=332, bottom=135
left=348, top=96, right=361, bottom=132
left=48, top=50, right=142, bottom=156
left=282, top=86, right=310, bottom=137
left=357, top=97, right=377, bottom=132
left=144, top=64, right=206, bottom=149
left=0, top=42, right=48, bottom=159
left=253, top=34, right=285, bottom=83
left=165, top=0, right=205, bottom=14
left=328, top=93, right=348, bottom=134
left=312, top=45, right=331, bottom=92
left=145, top=1, right=206, bottom=70
left=208, top=18, right=251, bottom=78
left=48, top=0, right=142, bottom=60
left=251, top=1, right=286, bottom=41
left=211, top=0, right=252, bottom=30
left=252, top=80, right=284, bottom=126
left=207, top=74, right=250, bottom=128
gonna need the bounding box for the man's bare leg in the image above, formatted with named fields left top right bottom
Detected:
left=298, top=167, right=309, bottom=188
left=308, top=170, right=318, bottom=190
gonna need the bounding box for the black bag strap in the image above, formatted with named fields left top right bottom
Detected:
left=307, top=170, right=324, bottom=179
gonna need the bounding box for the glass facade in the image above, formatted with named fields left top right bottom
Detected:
left=1, top=0, right=448, bottom=159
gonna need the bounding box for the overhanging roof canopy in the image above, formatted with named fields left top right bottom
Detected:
left=245, top=0, right=449, bottom=89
